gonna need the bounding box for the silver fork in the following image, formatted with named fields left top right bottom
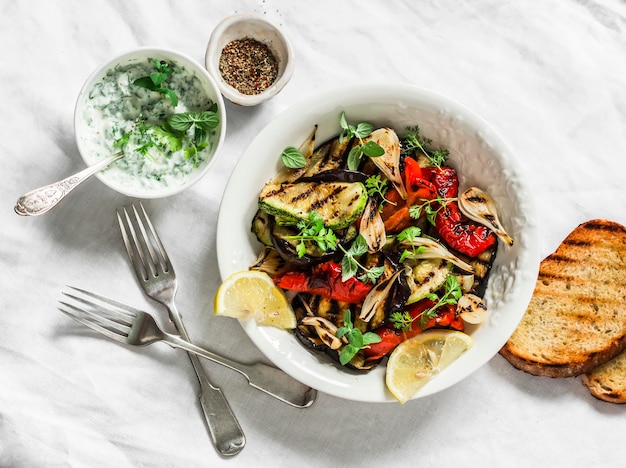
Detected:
left=116, top=203, right=245, bottom=456
left=58, top=286, right=316, bottom=408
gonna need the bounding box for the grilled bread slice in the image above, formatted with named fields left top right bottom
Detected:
left=582, top=349, right=626, bottom=403
left=499, top=219, right=626, bottom=378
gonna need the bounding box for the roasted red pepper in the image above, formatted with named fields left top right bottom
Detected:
left=403, top=156, right=423, bottom=186
left=380, top=158, right=437, bottom=233
left=435, top=203, right=496, bottom=257
left=364, top=327, right=403, bottom=361
left=274, top=261, right=372, bottom=304
left=422, top=165, right=459, bottom=199
left=424, top=165, right=496, bottom=257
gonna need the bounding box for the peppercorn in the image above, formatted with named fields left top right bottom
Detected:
left=218, top=37, right=278, bottom=95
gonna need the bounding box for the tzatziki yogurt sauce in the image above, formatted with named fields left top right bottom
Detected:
left=80, top=58, right=218, bottom=192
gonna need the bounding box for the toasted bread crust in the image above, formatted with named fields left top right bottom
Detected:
left=499, top=219, right=626, bottom=378
left=582, top=349, right=626, bottom=404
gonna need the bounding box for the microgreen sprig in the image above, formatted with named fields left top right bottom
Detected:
left=397, top=226, right=425, bottom=262
left=365, top=174, right=395, bottom=209
left=402, top=125, right=449, bottom=168
left=339, top=112, right=385, bottom=170
left=283, top=211, right=338, bottom=258
left=335, top=310, right=381, bottom=365
left=390, top=274, right=462, bottom=332
left=134, top=59, right=179, bottom=107
left=409, top=195, right=456, bottom=226
left=339, top=235, right=385, bottom=283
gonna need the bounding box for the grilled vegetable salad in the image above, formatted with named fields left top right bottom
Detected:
left=250, top=113, right=513, bottom=371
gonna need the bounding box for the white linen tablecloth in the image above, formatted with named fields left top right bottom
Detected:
left=1, top=1, right=625, bottom=466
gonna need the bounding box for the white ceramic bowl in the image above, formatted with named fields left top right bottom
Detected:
left=74, top=47, right=226, bottom=199
left=216, top=83, right=541, bottom=402
left=205, top=13, right=294, bottom=106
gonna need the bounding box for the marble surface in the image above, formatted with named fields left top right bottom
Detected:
left=1, top=1, right=625, bottom=466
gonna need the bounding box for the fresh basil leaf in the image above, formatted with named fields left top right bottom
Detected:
left=195, top=112, right=219, bottom=130
left=362, top=140, right=385, bottom=157
left=162, top=88, right=178, bottom=107
left=354, top=122, right=374, bottom=138
left=133, top=76, right=158, bottom=91
left=281, top=146, right=306, bottom=168
left=341, top=255, right=358, bottom=281
left=347, top=146, right=363, bottom=170
left=167, top=113, right=194, bottom=132
left=363, top=332, right=382, bottom=346
left=339, top=345, right=358, bottom=365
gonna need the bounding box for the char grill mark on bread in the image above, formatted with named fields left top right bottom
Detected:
left=499, top=219, right=626, bottom=378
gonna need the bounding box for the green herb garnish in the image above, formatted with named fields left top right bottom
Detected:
left=339, top=112, right=385, bottom=170
left=408, top=195, right=455, bottom=226
left=134, top=59, right=179, bottom=106
left=390, top=274, right=462, bottom=331
left=114, top=109, right=220, bottom=167
left=335, top=310, right=382, bottom=365
left=339, top=235, right=385, bottom=283
left=283, top=211, right=338, bottom=258
left=280, top=146, right=307, bottom=168
left=365, top=174, right=395, bottom=209
left=397, top=226, right=425, bottom=262
left=402, top=125, right=449, bottom=168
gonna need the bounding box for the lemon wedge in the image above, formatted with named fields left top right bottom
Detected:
left=385, top=330, right=474, bottom=403
left=214, top=270, right=296, bottom=329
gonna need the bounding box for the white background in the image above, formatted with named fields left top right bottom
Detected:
left=1, top=1, right=625, bottom=466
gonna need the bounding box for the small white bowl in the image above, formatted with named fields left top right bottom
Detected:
left=74, top=47, right=226, bottom=199
left=205, top=13, right=294, bottom=106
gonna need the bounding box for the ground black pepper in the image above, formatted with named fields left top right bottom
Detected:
left=219, top=37, right=279, bottom=95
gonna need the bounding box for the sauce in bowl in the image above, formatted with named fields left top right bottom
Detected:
left=75, top=49, right=225, bottom=198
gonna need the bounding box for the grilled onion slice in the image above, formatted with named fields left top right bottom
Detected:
left=458, top=187, right=513, bottom=246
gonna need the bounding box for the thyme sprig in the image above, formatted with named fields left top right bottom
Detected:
left=402, top=125, right=449, bottom=168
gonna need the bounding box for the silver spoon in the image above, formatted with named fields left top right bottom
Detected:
left=14, top=152, right=124, bottom=217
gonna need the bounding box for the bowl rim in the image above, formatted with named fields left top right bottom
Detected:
left=74, top=46, right=227, bottom=199
left=216, top=82, right=541, bottom=402
left=205, top=13, right=294, bottom=106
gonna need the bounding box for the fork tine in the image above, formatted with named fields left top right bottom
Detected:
left=117, top=207, right=153, bottom=281
left=59, top=299, right=132, bottom=332
left=65, top=286, right=140, bottom=320
left=58, top=304, right=129, bottom=344
left=136, top=202, right=172, bottom=272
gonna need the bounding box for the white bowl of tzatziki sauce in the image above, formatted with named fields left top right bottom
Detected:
left=74, top=47, right=226, bottom=198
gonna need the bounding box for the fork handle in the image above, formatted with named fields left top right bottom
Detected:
left=166, top=303, right=245, bottom=456
left=161, top=330, right=317, bottom=408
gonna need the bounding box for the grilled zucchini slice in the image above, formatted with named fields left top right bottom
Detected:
left=405, top=258, right=452, bottom=304
left=258, top=181, right=368, bottom=230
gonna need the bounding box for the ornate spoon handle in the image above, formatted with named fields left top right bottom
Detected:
left=14, top=153, right=124, bottom=216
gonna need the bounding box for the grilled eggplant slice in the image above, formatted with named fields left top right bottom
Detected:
left=468, top=242, right=497, bottom=297
left=258, top=181, right=368, bottom=230
left=251, top=209, right=274, bottom=246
